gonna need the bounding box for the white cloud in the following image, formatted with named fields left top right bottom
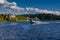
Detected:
left=9, top=2, right=18, bottom=9
left=0, top=0, right=6, bottom=4
left=0, top=0, right=60, bottom=15
left=26, top=7, right=34, bottom=11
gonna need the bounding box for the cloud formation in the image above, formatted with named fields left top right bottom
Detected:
left=0, top=0, right=60, bottom=15
left=0, top=0, right=6, bottom=4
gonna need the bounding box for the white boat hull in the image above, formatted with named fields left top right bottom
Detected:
left=32, top=21, right=40, bottom=23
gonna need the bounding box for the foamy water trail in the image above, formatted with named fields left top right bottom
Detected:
left=32, top=21, right=60, bottom=25
left=32, top=21, right=50, bottom=25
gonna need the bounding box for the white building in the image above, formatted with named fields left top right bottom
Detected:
left=10, top=14, right=16, bottom=18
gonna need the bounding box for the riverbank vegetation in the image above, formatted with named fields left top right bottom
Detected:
left=0, top=13, right=60, bottom=22
left=21, top=14, right=60, bottom=20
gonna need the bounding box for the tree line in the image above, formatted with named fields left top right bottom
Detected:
left=20, top=13, right=60, bottom=20
left=0, top=13, right=60, bottom=22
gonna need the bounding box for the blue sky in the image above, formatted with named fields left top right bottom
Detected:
left=7, top=0, right=60, bottom=11
left=0, top=0, right=60, bottom=15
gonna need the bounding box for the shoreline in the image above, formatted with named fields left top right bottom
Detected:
left=0, top=20, right=60, bottom=22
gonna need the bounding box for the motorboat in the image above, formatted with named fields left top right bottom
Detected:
left=29, top=17, right=40, bottom=24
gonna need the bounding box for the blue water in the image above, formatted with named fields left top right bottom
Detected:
left=0, top=20, right=60, bottom=40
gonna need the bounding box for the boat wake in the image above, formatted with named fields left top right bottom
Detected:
left=32, top=21, right=49, bottom=25
left=32, top=21, right=60, bottom=25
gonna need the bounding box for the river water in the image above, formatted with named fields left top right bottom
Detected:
left=0, top=20, right=60, bottom=40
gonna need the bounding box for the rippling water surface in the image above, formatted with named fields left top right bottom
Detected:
left=0, top=20, right=60, bottom=40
